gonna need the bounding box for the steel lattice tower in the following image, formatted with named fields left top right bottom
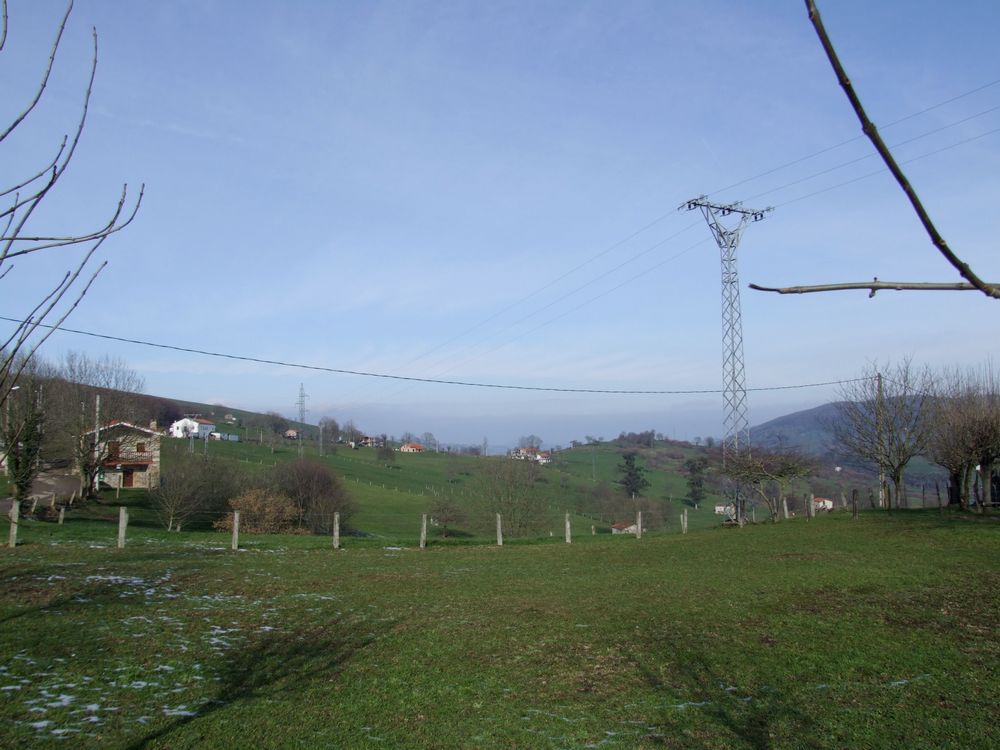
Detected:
left=681, top=196, right=771, bottom=472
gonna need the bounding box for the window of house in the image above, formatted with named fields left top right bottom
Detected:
left=136, top=442, right=146, bottom=453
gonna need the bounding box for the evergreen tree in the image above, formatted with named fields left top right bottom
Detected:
left=616, top=451, right=650, bottom=497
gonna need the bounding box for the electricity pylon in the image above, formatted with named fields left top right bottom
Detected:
left=681, top=196, right=771, bottom=524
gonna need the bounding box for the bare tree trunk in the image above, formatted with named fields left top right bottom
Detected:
left=978, top=463, right=993, bottom=514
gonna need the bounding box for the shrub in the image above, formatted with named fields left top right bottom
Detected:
left=270, top=459, right=354, bottom=534
left=213, top=489, right=298, bottom=534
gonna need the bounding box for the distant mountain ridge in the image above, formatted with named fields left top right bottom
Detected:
left=749, top=402, right=844, bottom=458
left=749, top=401, right=945, bottom=486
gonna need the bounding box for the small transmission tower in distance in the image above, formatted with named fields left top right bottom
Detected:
left=681, top=196, right=772, bottom=522
left=295, top=383, right=309, bottom=458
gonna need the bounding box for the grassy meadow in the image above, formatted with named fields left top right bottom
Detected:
left=1, top=507, right=998, bottom=749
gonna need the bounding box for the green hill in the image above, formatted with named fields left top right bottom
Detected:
left=153, top=435, right=731, bottom=540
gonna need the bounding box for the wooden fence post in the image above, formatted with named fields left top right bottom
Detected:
left=49, top=493, right=56, bottom=510
left=117, top=506, right=128, bottom=549
left=420, top=513, right=428, bottom=549
left=30, top=497, right=37, bottom=514
left=851, top=489, right=859, bottom=520
left=496, top=513, right=503, bottom=547
left=636, top=511, right=642, bottom=540
left=231, top=510, right=240, bottom=551
left=782, top=496, right=789, bottom=520
left=58, top=507, right=65, bottom=525
left=681, top=508, right=688, bottom=534
left=8, top=501, right=19, bottom=548
left=806, top=493, right=815, bottom=520
left=591, top=524, right=595, bottom=536
left=564, top=513, right=571, bottom=544
left=333, top=511, right=340, bottom=549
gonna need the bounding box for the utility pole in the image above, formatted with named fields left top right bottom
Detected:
left=681, top=196, right=772, bottom=526
left=319, top=422, right=324, bottom=457
left=295, top=383, right=309, bottom=459
left=876, top=371, right=886, bottom=511
left=93, top=394, right=101, bottom=493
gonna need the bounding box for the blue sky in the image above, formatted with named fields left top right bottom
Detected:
left=3, top=0, right=999, bottom=448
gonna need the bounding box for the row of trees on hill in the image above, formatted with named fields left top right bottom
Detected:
left=717, top=360, right=1000, bottom=519
left=835, top=360, right=1000, bottom=512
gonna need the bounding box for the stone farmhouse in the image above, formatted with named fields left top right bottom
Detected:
left=86, top=421, right=162, bottom=490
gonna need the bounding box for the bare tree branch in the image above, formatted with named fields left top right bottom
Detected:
left=0, top=0, right=73, bottom=142
left=750, top=279, right=1000, bottom=296
left=0, top=2, right=140, bottom=416
left=0, top=1, right=8, bottom=53
left=801, top=0, right=1000, bottom=300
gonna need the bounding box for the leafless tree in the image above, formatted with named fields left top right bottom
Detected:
left=834, top=360, right=933, bottom=510
left=0, top=1, right=142, bottom=414
left=723, top=447, right=815, bottom=522
left=1, top=356, right=48, bottom=500
left=928, top=366, right=1000, bottom=512
left=476, top=458, right=547, bottom=537
left=428, top=495, right=466, bottom=538
left=927, top=369, right=980, bottom=509
left=319, top=416, right=340, bottom=443
left=153, top=452, right=242, bottom=530
left=43, top=351, right=145, bottom=496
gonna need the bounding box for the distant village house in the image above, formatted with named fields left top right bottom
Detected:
left=509, top=447, right=552, bottom=464
left=399, top=443, right=425, bottom=453
left=611, top=521, right=640, bottom=535
left=169, top=417, right=215, bottom=440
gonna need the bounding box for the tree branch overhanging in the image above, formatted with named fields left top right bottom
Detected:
left=0, top=1, right=141, bottom=414
left=750, top=2, right=1000, bottom=299
left=750, top=278, right=1000, bottom=297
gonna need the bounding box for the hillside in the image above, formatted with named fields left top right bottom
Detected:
left=750, top=401, right=945, bottom=488
left=750, top=402, right=844, bottom=456
left=153, top=435, right=732, bottom=539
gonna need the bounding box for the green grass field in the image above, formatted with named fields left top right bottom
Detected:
left=1, top=509, right=997, bottom=748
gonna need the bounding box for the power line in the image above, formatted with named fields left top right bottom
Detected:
left=744, top=103, right=1000, bottom=203
left=338, top=82, right=1000, bottom=407
left=775, top=125, right=1000, bottom=208
left=362, top=89, right=1000, bottom=401
left=707, top=75, right=1000, bottom=198
left=0, top=314, right=867, bottom=395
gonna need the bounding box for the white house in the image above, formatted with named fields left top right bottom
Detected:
left=169, top=417, right=215, bottom=440
left=611, top=522, right=637, bottom=535
left=714, top=503, right=737, bottom=521
left=399, top=443, right=425, bottom=453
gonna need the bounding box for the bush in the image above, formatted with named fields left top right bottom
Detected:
left=213, top=489, right=298, bottom=534
left=270, top=459, right=354, bottom=534
left=154, top=454, right=243, bottom=530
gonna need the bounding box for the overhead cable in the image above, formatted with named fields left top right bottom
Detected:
left=0, top=315, right=867, bottom=395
